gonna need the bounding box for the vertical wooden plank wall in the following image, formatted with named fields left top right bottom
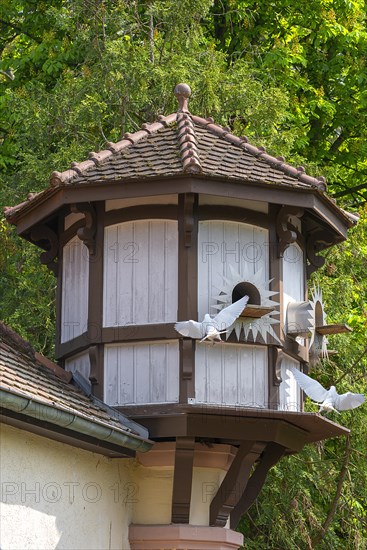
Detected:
left=282, top=242, right=304, bottom=326
left=195, top=344, right=268, bottom=407
left=104, top=341, right=179, bottom=406
left=281, top=241, right=304, bottom=412
left=65, top=350, right=91, bottom=380
left=197, top=221, right=269, bottom=319
left=279, top=356, right=301, bottom=412
left=61, top=235, right=89, bottom=343
left=103, top=220, right=178, bottom=327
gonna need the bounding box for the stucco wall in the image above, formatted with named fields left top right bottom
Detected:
left=1, top=427, right=235, bottom=549
left=0, top=424, right=133, bottom=550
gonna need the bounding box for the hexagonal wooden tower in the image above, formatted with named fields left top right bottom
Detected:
left=5, top=84, right=355, bottom=548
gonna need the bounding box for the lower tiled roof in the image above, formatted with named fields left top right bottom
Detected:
left=0, top=322, right=145, bottom=439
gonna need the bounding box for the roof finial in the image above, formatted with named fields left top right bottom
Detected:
left=174, top=83, right=191, bottom=112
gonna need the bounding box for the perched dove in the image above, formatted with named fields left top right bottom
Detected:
left=175, top=295, right=249, bottom=342
left=290, top=366, right=365, bottom=413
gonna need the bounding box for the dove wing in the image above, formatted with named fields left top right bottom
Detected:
left=212, top=296, right=249, bottom=331
left=174, top=320, right=204, bottom=339
left=334, top=392, right=365, bottom=411
left=290, top=367, right=329, bottom=403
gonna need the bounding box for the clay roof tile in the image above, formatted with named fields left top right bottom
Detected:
left=0, top=322, right=144, bottom=437
left=4, top=83, right=351, bottom=225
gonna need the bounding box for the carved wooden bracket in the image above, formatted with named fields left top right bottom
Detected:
left=306, top=229, right=334, bottom=278
left=273, top=347, right=284, bottom=386
left=182, top=193, right=196, bottom=247
left=30, top=225, right=59, bottom=276
left=276, top=206, right=304, bottom=258
left=268, top=347, right=283, bottom=410
left=171, top=437, right=195, bottom=523
left=89, top=345, right=99, bottom=385
left=88, top=345, right=104, bottom=400
left=210, top=442, right=264, bottom=527
left=230, top=442, right=286, bottom=529
left=71, top=202, right=97, bottom=256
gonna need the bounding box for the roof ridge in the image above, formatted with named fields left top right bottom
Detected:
left=176, top=111, right=202, bottom=173
left=191, top=114, right=327, bottom=192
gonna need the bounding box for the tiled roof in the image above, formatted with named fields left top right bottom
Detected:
left=0, top=322, right=146, bottom=440
left=4, top=83, right=338, bottom=222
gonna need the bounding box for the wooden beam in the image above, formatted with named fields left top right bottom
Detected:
left=101, top=324, right=177, bottom=343
left=209, top=442, right=264, bottom=527
left=171, top=437, right=196, bottom=523
left=239, top=305, right=274, bottom=318
left=178, top=193, right=198, bottom=403
left=14, top=176, right=350, bottom=241
left=230, top=442, right=285, bottom=529
left=316, top=324, right=352, bottom=335
left=179, top=339, right=195, bottom=403
left=104, top=204, right=177, bottom=226
left=87, top=202, right=104, bottom=398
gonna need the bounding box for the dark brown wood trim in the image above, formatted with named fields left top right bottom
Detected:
left=101, top=323, right=278, bottom=348
left=268, top=346, right=283, bottom=410
left=230, top=442, right=286, bottom=529
left=269, top=205, right=282, bottom=342
left=186, top=414, right=306, bottom=451
left=29, top=224, right=59, bottom=275
left=306, top=228, right=334, bottom=279
left=104, top=205, right=178, bottom=227
left=60, top=204, right=178, bottom=245
left=87, top=202, right=104, bottom=346
left=102, top=324, right=178, bottom=343
left=60, top=219, right=85, bottom=246
left=1, top=410, right=135, bottom=459
left=178, top=193, right=198, bottom=320
left=179, top=339, right=196, bottom=402
left=89, top=344, right=104, bottom=400
left=14, top=176, right=350, bottom=242
left=209, top=441, right=264, bottom=527
left=171, top=437, right=195, bottom=523
left=276, top=205, right=304, bottom=258
left=178, top=193, right=198, bottom=403
left=131, top=411, right=308, bottom=451
left=70, top=202, right=97, bottom=255
left=55, top=332, right=90, bottom=360
left=283, top=339, right=308, bottom=363
left=198, top=205, right=269, bottom=228
left=119, top=403, right=348, bottom=442
left=55, top=213, right=64, bottom=356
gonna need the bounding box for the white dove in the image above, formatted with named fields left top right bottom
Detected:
left=290, top=366, right=365, bottom=413
left=175, top=295, right=249, bottom=343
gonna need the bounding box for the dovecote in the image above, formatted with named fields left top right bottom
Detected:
left=5, top=83, right=356, bottom=533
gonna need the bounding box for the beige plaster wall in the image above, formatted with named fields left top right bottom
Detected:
left=130, top=464, right=174, bottom=525
left=1, top=428, right=235, bottom=549
left=0, top=424, right=133, bottom=550
left=130, top=463, right=227, bottom=527
left=190, top=467, right=227, bottom=526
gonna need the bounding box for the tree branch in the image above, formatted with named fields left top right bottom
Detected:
left=0, top=18, right=41, bottom=43
left=334, top=345, right=367, bottom=385
left=333, top=182, right=367, bottom=198
left=311, top=434, right=351, bottom=547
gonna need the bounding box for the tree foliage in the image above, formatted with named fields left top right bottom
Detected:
left=240, top=207, right=367, bottom=549
left=0, top=1, right=366, bottom=547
